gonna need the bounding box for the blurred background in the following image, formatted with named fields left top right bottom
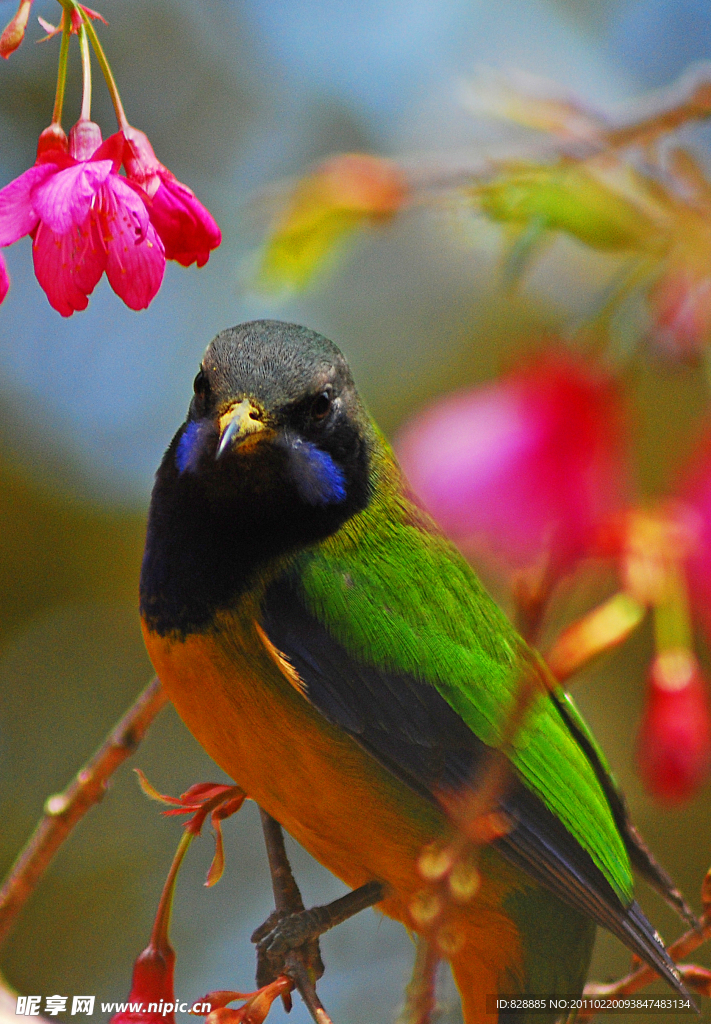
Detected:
left=1, top=0, right=711, bottom=1020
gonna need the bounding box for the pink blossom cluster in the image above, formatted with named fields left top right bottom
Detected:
left=0, top=119, right=220, bottom=315
left=397, top=354, right=626, bottom=576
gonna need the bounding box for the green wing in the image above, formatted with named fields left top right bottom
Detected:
left=294, top=490, right=632, bottom=901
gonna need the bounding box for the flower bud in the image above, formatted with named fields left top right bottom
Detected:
left=69, top=119, right=103, bottom=162
left=259, top=153, right=408, bottom=291
left=409, top=889, right=443, bottom=927
left=122, top=125, right=162, bottom=195
left=120, top=126, right=221, bottom=267
left=35, top=124, right=69, bottom=163
left=636, top=650, right=711, bottom=803
left=0, top=0, right=32, bottom=58
left=473, top=162, right=663, bottom=253
left=111, top=832, right=192, bottom=1024
left=110, top=945, right=176, bottom=1024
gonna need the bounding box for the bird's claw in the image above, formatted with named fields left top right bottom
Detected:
left=250, top=909, right=281, bottom=946
left=251, top=909, right=325, bottom=989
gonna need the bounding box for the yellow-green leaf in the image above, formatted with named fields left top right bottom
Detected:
left=473, top=161, right=666, bottom=253
left=258, top=153, right=408, bottom=292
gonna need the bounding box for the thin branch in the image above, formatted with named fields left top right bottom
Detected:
left=604, top=76, right=711, bottom=151
left=258, top=810, right=335, bottom=1024
left=284, top=959, right=334, bottom=1024
left=50, top=12, right=71, bottom=126
left=74, top=0, right=129, bottom=129
left=545, top=591, right=646, bottom=682
left=0, top=676, right=167, bottom=950
left=259, top=809, right=306, bottom=918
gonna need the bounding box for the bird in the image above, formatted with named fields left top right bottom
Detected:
left=140, top=319, right=693, bottom=1024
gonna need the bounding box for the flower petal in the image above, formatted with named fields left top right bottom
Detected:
left=102, top=172, right=150, bottom=240
left=149, top=174, right=221, bottom=267
left=103, top=176, right=164, bottom=310
left=77, top=4, right=108, bottom=26
left=0, top=163, right=56, bottom=245
left=134, top=768, right=184, bottom=806
left=258, top=154, right=406, bottom=291
left=92, top=130, right=125, bottom=171
left=192, top=993, right=251, bottom=1016
left=33, top=158, right=113, bottom=234
left=32, top=217, right=106, bottom=316
left=71, top=211, right=108, bottom=296
left=205, top=813, right=225, bottom=887
left=0, top=252, right=9, bottom=303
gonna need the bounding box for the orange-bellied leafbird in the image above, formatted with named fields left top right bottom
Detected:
left=140, top=320, right=692, bottom=1023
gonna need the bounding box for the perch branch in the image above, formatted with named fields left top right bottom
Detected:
left=259, top=810, right=335, bottom=1024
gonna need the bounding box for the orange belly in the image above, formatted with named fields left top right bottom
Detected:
left=142, top=609, right=523, bottom=1022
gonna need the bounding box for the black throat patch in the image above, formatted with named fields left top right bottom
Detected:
left=139, top=428, right=370, bottom=638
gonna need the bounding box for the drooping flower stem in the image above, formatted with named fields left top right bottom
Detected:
left=79, top=5, right=128, bottom=129
left=150, top=829, right=194, bottom=951
left=51, top=11, right=71, bottom=126
left=654, top=563, right=694, bottom=654
left=78, top=23, right=92, bottom=122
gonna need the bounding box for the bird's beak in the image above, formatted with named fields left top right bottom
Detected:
left=216, top=399, right=268, bottom=458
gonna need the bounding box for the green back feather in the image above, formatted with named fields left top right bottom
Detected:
left=293, top=432, right=634, bottom=903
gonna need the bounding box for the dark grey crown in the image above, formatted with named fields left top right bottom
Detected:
left=202, top=320, right=353, bottom=410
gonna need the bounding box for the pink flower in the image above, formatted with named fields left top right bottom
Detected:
left=122, top=125, right=221, bottom=267
left=636, top=651, right=711, bottom=804
left=0, top=119, right=164, bottom=316
left=0, top=252, right=8, bottom=304
left=396, top=354, right=626, bottom=575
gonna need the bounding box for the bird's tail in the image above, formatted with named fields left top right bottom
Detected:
left=619, top=899, right=696, bottom=1007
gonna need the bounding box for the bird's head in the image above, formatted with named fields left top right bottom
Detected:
left=165, top=320, right=373, bottom=528
left=142, top=321, right=377, bottom=633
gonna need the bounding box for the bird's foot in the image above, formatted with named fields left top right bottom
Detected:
left=251, top=909, right=325, bottom=991
left=256, top=809, right=387, bottom=1020
left=252, top=879, right=386, bottom=987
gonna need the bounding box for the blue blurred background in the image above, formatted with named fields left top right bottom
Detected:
left=2, top=1, right=711, bottom=1021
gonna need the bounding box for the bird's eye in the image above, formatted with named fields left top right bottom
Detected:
left=193, top=369, right=210, bottom=398
left=310, top=391, right=332, bottom=421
